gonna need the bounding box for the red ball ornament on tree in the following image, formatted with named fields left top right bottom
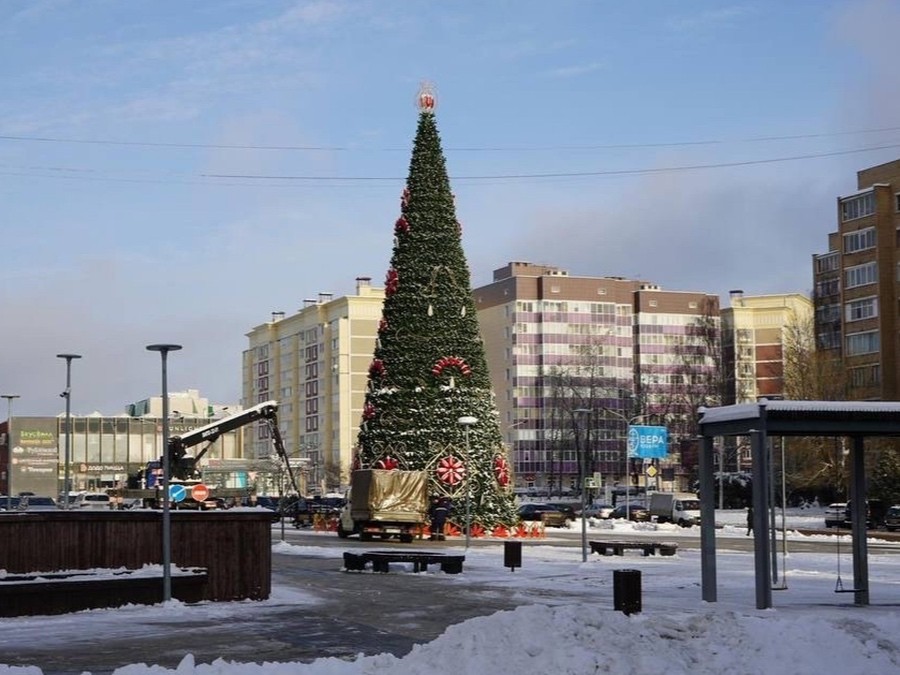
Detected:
left=385, top=268, right=399, bottom=297
left=375, top=455, right=399, bottom=470
left=493, top=456, right=510, bottom=487
left=395, top=216, right=409, bottom=235
left=363, top=402, right=376, bottom=420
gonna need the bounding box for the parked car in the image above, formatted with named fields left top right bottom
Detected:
left=884, top=505, right=900, bottom=532
left=517, top=503, right=568, bottom=528
left=824, top=502, right=847, bottom=528
left=242, top=495, right=281, bottom=521
left=547, top=502, right=578, bottom=521
left=609, top=504, right=650, bottom=522
left=19, top=495, right=59, bottom=511
left=578, top=503, right=615, bottom=519
left=845, top=499, right=887, bottom=529
left=75, top=493, right=111, bottom=510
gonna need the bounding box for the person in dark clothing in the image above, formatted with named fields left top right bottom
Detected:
left=746, top=505, right=754, bottom=536
left=430, top=496, right=450, bottom=541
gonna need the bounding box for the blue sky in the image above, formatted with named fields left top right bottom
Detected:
left=3, top=0, right=900, bottom=416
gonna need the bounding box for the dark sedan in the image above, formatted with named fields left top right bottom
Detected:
left=518, top=503, right=568, bottom=528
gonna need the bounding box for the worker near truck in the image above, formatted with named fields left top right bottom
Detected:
left=429, top=496, right=451, bottom=541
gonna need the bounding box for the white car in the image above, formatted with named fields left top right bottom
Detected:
left=824, top=502, right=847, bottom=528
left=75, top=493, right=112, bottom=510
left=578, top=503, right=615, bottom=519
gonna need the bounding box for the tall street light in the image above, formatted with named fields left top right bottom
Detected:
left=573, top=408, right=591, bottom=563
left=2, top=394, right=20, bottom=511
left=457, top=416, right=477, bottom=550
left=57, top=354, right=82, bottom=509
left=147, top=343, right=182, bottom=603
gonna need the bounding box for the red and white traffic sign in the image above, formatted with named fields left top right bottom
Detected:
left=191, top=484, right=210, bottom=502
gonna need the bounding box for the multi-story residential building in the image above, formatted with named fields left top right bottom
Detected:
left=813, top=158, right=900, bottom=400
left=722, top=291, right=814, bottom=404
left=474, top=262, right=720, bottom=495
left=242, top=277, right=384, bottom=493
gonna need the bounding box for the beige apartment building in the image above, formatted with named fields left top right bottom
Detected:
left=722, top=291, right=814, bottom=403
left=242, top=277, right=384, bottom=493
left=474, top=261, right=720, bottom=494
left=813, top=158, right=900, bottom=400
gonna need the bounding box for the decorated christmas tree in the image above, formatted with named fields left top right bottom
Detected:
left=356, top=84, right=518, bottom=528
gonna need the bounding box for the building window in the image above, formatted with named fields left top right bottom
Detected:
left=845, top=297, right=878, bottom=322
left=841, top=193, right=875, bottom=222
left=843, top=227, right=876, bottom=253
left=257, top=361, right=269, bottom=376
left=815, top=277, right=840, bottom=296
left=815, top=253, right=840, bottom=274
left=845, top=331, right=879, bottom=356
left=845, top=262, right=877, bottom=289
left=850, top=365, right=881, bottom=388
left=895, top=193, right=900, bottom=212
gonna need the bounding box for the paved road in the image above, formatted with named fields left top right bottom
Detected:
left=4, top=524, right=899, bottom=674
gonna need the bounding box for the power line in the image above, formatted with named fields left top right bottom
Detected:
left=2, top=124, right=900, bottom=153
left=4, top=141, right=900, bottom=187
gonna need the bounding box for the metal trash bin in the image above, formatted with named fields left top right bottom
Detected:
left=504, top=540, right=522, bottom=571
left=613, top=569, right=641, bottom=614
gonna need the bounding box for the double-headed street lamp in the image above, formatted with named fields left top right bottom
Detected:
left=57, top=354, right=82, bottom=509
left=147, top=343, right=182, bottom=603
left=2, top=394, right=20, bottom=511
left=457, top=416, right=477, bottom=551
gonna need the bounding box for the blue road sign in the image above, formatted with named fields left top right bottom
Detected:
left=627, top=425, right=668, bottom=459
left=168, top=484, right=187, bottom=502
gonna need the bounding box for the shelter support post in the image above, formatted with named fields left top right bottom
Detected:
left=751, top=429, right=772, bottom=610
left=699, top=435, right=717, bottom=602
left=850, top=435, right=869, bottom=606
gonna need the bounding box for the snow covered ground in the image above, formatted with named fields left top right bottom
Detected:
left=2, top=508, right=900, bottom=674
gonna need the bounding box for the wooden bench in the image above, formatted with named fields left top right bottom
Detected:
left=0, top=567, right=208, bottom=617
left=343, top=550, right=465, bottom=574
left=589, top=540, right=678, bottom=557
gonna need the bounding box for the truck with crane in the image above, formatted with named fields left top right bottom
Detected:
left=120, top=400, right=300, bottom=509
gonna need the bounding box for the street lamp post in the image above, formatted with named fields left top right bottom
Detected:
left=56, top=354, right=82, bottom=509
left=457, top=416, right=477, bottom=550
left=2, top=394, right=20, bottom=511
left=573, top=409, right=591, bottom=563
left=602, top=408, right=653, bottom=520
left=146, top=344, right=182, bottom=603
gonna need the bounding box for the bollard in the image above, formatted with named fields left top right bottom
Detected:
left=613, top=569, right=642, bottom=615
left=504, top=540, right=522, bottom=571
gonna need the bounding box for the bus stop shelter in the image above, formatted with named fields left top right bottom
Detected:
left=698, top=399, right=900, bottom=609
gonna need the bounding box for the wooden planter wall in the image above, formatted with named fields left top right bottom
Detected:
left=0, top=510, right=272, bottom=602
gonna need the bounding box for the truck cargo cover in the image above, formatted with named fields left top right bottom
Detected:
left=350, top=469, right=428, bottom=522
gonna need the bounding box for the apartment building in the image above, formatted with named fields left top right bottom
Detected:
left=242, top=277, right=384, bottom=493
left=813, top=158, right=900, bottom=400
left=722, top=291, right=814, bottom=403
left=474, top=262, right=720, bottom=494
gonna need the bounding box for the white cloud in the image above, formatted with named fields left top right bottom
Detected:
left=544, top=61, right=607, bottom=78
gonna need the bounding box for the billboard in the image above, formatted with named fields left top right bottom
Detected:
left=10, top=418, right=59, bottom=497
left=626, top=425, right=669, bottom=459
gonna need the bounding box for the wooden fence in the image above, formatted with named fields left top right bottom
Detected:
left=0, top=510, right=272, bottom=602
